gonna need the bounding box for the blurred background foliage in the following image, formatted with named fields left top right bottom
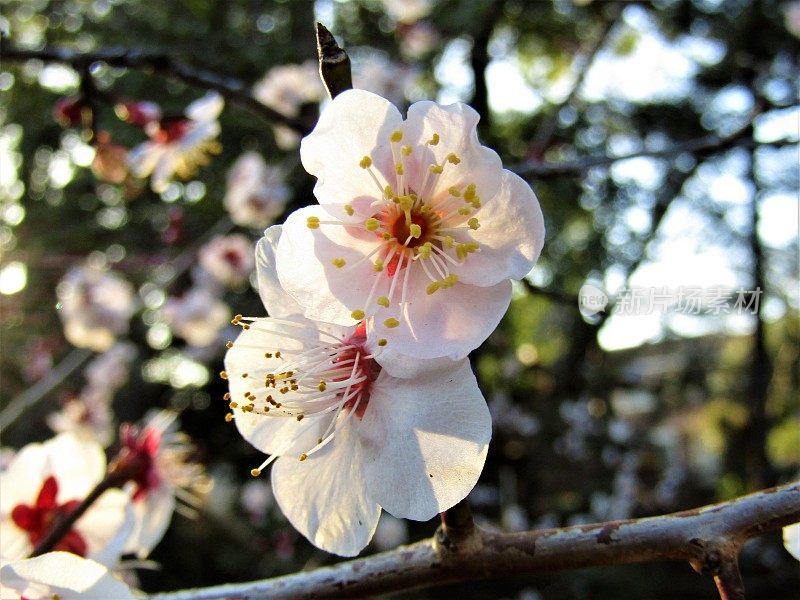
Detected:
left=0, top=0, right=798, bottom=598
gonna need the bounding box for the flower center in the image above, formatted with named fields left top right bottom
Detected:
left=10, top=476, right=88, bottom=556
left=223, top=317, right=383, bottom=474
left=387, top=207, right=432, bottom=250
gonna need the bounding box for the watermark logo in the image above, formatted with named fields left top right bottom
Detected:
left=577, top=285, right=762, bottom=316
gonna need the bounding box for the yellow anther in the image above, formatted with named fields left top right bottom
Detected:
left=231, top=314, right=243, bottom=324
left=418, top=242, right=432, bottom=259
left=225, top=412, right=234, bottom=422
left=458, top=207, right=472, bottom=215
left=429, top=164, right=444, bottom=174
left=374, top=258, right=384, bottom=272
left=409, top=223, right=422, bottom=238
left=384, top=185, right=394, bottom=197
left=395, top=163, right=404, bottom=175
left=377, top=296, right=391, bottom=307
left=250, top=468, right=261, bottom=477
left=219, top=371, right=229, bottom=380
left=275, top=351, right=281, bottom=358
left=426, top=281, right=441, bottom=295
left=225, top=341, right=233, bottom=349
left=299, top=453, right=308, bottom=461
left=332, top=258, right=346, bottom=268
left=223, top=392, right=231, bottom=400
left=306, top=216, right=320, bottom=229
left=446, top=153, right=461, bottom=164
left=465, top=241, right=480, bottom=252
left=351, top=309, right=365, bottom=321
left=229, top=401, right=238, bottom=409
left=264, top=352, right=272, bottom=358
left=463, top=184, right=477, bottom=201
left=468, top=217, right=480, bottom=230
left=384, top=317, right=400, bottom=328
left=401, top=145, right=413, bottom=156
left=296, top=414, right=304, bottom=421
left=359, top=155, right=372, bottom=168
left=427, top=132, right=440, bottom=145
left=390, top=129, right=403, bottom=142
left=318, top=381, right=327, bottom=392
left=377, top=338, right=388, bottom=347
left=382, top=232, right=392, bottom=240
left=471, top=198, right=481, bottom=209
left=448, top=186, right=461, bottom=197
left=456, top=244, right=468, bottom=261
left=344, top=204, right=355, bottom=216
left=442, top=274, right=459, bottom=287
left=444, top=235, right=454, bottom=248
left=398, top=196, right=414, bottom=212
left=365, top=218, right=380, bottom=231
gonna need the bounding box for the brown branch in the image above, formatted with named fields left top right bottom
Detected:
left=316, top=23, right=352, bottom=100
left=0, top=45, right=313, bottom=135
left=148, top=481, right=800, bottom=600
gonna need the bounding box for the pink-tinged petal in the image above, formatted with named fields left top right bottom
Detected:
left=358, top=359, right=491, bottom=520
left=123, top=485, right=175, bottom=558
left=452, top=170, right=545, bottom=286
left=185, top=91, right=224, bottom=122
left=126, top=141, right=164, bottom=178
left=277, top=206, right=381, bottom=326
left=301, top=89, right=402, bottom=208
left=150, top=150, right=177, bottom=193
left=369, top=346, right=460, bottom=379
left=256, top=225, right=304, bottom=318
left=372, top=269, right=512, bottom=360
left=271, top=421, right=381, bottom=557
left=0, top=552, right=136, bottom=600
left=402, top=99, right=503, bottom=203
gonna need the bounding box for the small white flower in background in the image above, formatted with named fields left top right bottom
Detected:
left=0, top=552, right=136, bottom=600
left=381, top=0, right=434, bottom=23
left=116, top=411, right=211, bottom=559
left=127, top=92, right=224, bottom=193
left=47, top=343, right=137, bottom=447
left=253, top=61, right=325, bottom=149
left=785, top=522, right=800, bottom=561
left=0, top=433, right=132, bottom=565
left=276, top=89, right=545, bottom=360
left=224, top=152, right=291, bottom=229
left=57, top=264, right=137, bottom=352
left=785, top=1, right=800, bottom=38
left=162, top=286, right=231, bottom=348
left=352, top=52, right=420, bottom=107
left=240, top=479, right=274, bottom=522
left=399, top=22, right=440, bottom=59
left=223, top=227, right=491, bottom=556
left=198, top=234, right=256, bottom=288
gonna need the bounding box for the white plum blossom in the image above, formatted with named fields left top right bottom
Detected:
left=57, top=263, right=137, bottom=352
left=0, top=433, right=132, bottom=565
left=0, top=552, right=136, bottom=600
left=352, top=53, right=419, bottom=107
left=785, top=522, right=800, bottom=561
left=127, top=92, right=224, bottom=193
left=399, top=22, right=440, bottom=59
left=198, top=234, right=256, bottom=288
left=162, top=286, right=231, bottom=348
left=381, top=0, right=434, bottom=24
left=223, top=228, right=491, bottom=556
left=224, top=152, right=291, bottom=229
left=276, top=89, right=545, bottom=360
left=47, top=343, right=137, bottom=447
left=253, top=61, right=325, bottom=149
left=118, top=411, right=211, bottom=558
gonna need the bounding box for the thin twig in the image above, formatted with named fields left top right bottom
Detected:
left=1, top=46, right=313, bottom=134
left=148, top=481, right=800, bottom=600
left=316, top=23, right=352, bottom=100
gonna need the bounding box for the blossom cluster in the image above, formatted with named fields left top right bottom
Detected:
left=222, top=88, right=545, bottom=556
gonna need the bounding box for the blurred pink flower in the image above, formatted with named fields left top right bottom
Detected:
left=198, top=234, right=255, bottom=288
left=162, top=287, right=231, bottom=348
left=224, top=152, right=291, bottom=228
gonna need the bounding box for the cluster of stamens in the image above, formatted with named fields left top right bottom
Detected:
left=223, top=316, right=380, bottom=474
left=305, top=128, right=483, bottom=327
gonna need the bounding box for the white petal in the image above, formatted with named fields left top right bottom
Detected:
left=0, top=552, right=136, bottom=600
left=76, top=488, right=134, bottom=567
left=403, top=99, right=503, bottom=203
left=123, top=485, right=175, bottom=558
left=374, top=270, right=512, bottom=360
left=452, top=170, right=545, bottom=285
left=271, top=421, right=380, bottom=556
left=301, top=89, right=403, bottom=208
left=277, top=206, right=380, bottom=326
left=126, top=141, right=163, bottom=178
left=256, top=225, right=304, bottom=318
left=150, top=150, right=177, bottom=193
left=185, top=91, right=224, bottom=122
left=785, top=522, right=800, bottom=561
left=358, top=359, right=490, bottom=520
